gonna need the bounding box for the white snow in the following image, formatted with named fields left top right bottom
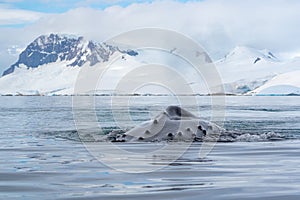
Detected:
left=250, top=70, right=300, bottom=95
left=215, top=46, right=300, bottom=94
left=0, top=62, right=80, bottom=96
left=217, top=46, right=278, bottom=65
left=0, top=45, right=300, bottom=96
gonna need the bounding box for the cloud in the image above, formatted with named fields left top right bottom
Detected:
left=34, top=0, right=300, bottom=53
left=0, top=7, right=44, bottom=25
left=1, top=0, right=300, bottom=72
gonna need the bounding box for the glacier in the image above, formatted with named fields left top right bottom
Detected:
left=0, top=34, right=299, bottom=96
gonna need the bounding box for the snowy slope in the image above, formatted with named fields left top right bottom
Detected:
left=0, top=54, right=143, bottom=95
left=215, top=46, right=299, bottom=94
left=217, top=46, right=279, bottom=65
left=2, top=34, right=136, bottom=76
left=250, top=70, right=300, bottom=95
left=0, top=34, right=299, bottom=96
left=0, top=63, right=80, bottom=95
left=0, top=34, right=138, bottom=95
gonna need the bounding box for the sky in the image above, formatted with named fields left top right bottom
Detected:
left=0, top=0, right=300, bottom=73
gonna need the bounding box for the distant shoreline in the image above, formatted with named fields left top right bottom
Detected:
left=1, top=93, right=299, bottom=97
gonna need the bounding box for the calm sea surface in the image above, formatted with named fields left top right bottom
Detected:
left=0, top=96, right=300, bottom=199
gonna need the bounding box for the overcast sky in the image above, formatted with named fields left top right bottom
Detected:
left=0, top=0, right=300, bottom=73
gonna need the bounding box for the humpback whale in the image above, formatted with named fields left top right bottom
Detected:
left=102, top=105, right=286, bottom=142
left=108, top=105, right=224, bottom=142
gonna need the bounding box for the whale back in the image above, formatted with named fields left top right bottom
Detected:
left=165, top=106, right=197, bottom=120
left=121, top=105, right=223, bottom=142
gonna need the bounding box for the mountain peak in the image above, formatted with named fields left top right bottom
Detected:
left=2, top=34, right=137, bottom=76
left=218, top=45, right=279, bottom=64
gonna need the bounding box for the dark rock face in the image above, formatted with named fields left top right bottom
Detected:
left=2, top=34, right=138, bottom=76
left=253, top=57, right=261, bottom=64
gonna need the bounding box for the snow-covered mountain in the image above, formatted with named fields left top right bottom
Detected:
left=2, top=34, right=137, bottom=76
left=215, top=46, right=300, bottom=95
left=250, top=70, right=300, bottom=95
left=0, top=34, right=138, bottom=95
left=217, top=46, right=279, bottom=65
left=0, top=34, right=299, bottom=96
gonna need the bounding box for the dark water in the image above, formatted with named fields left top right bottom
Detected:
left=0, top=96, right=300, bottom=199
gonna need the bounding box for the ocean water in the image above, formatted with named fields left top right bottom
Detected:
left=0, top=96, right=300, bottom=199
